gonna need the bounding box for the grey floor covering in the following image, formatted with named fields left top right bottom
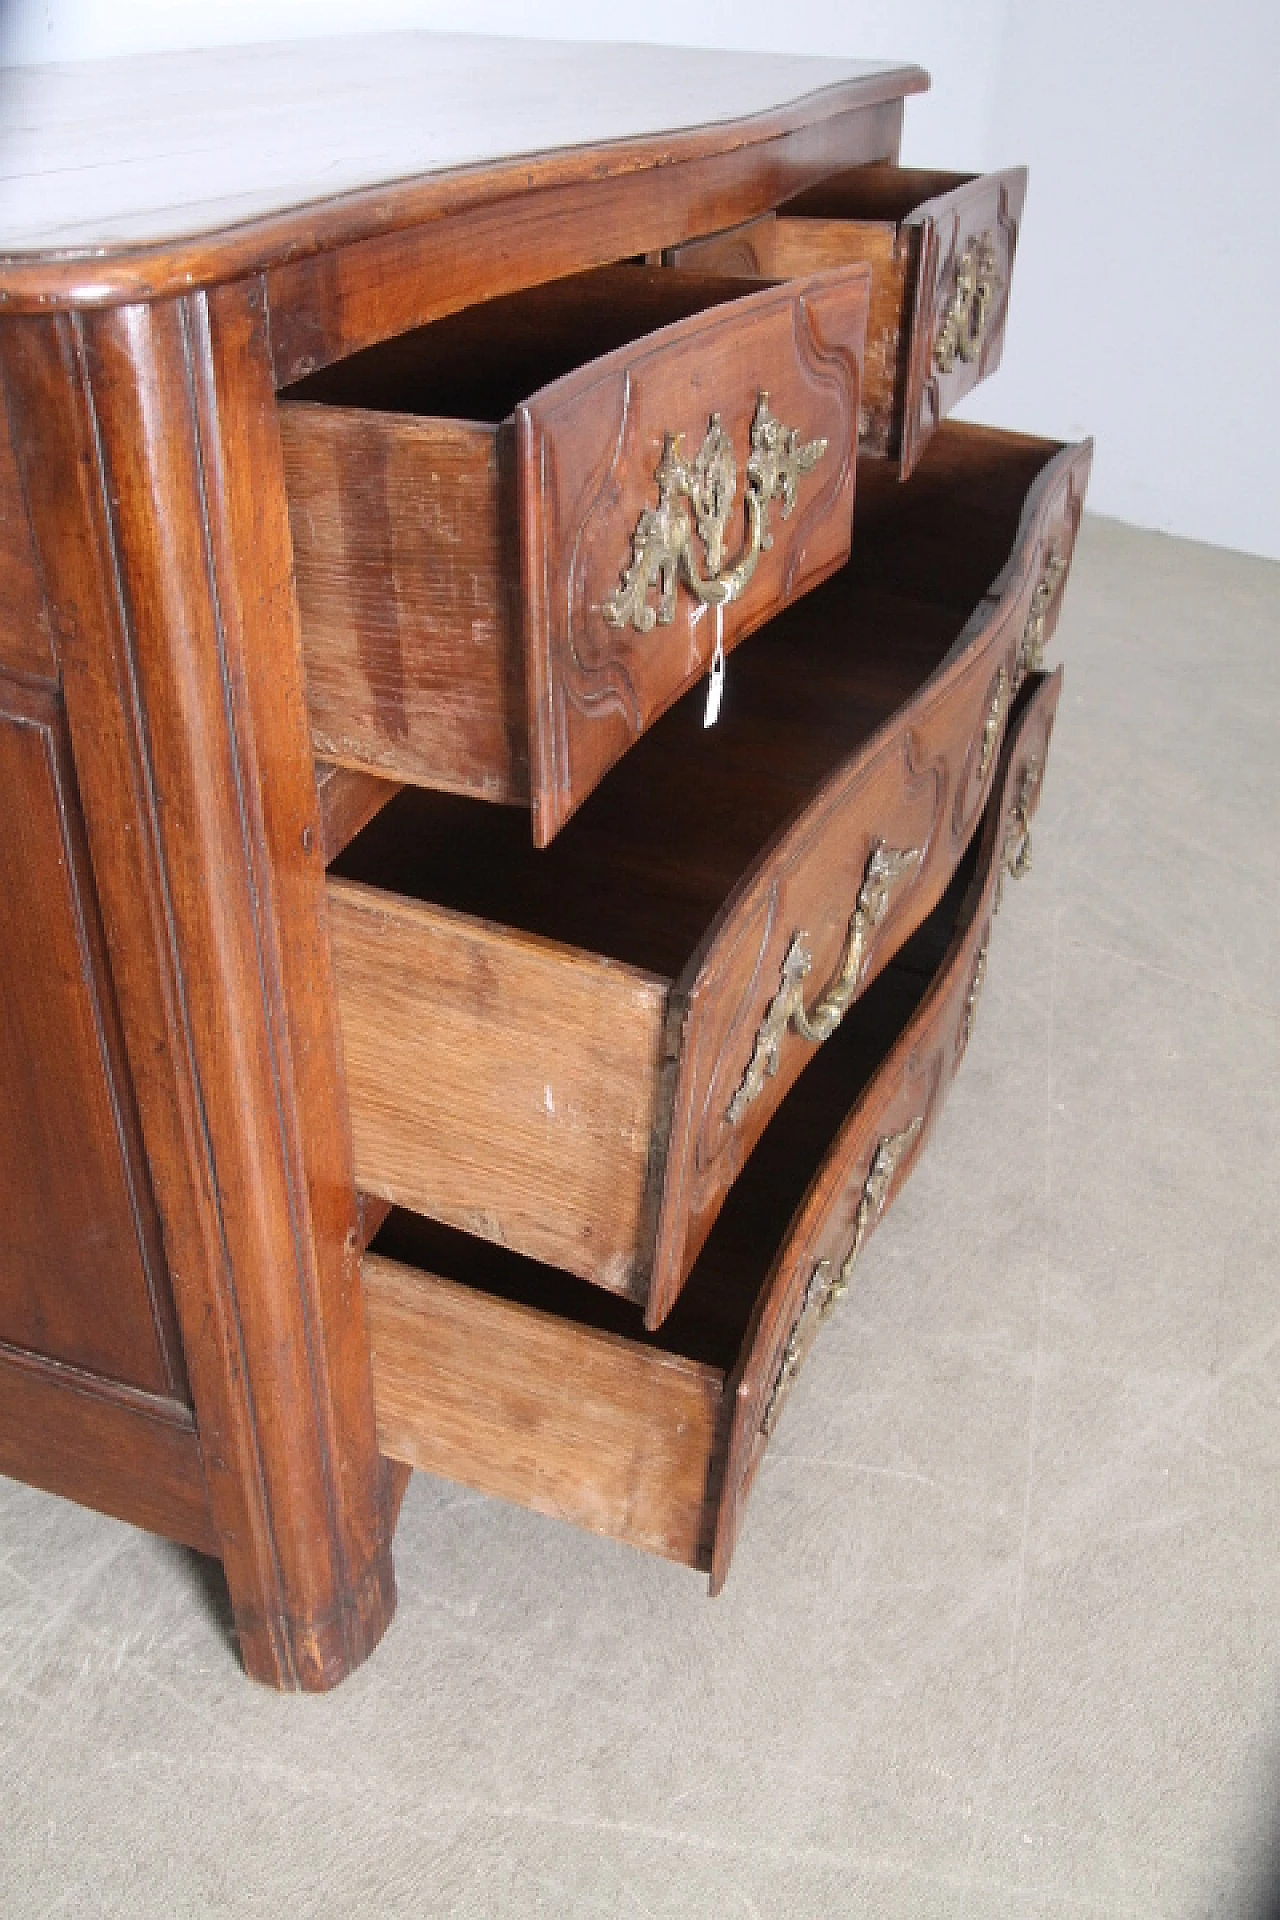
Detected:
left=2, top=513, right=1279, bottom=1918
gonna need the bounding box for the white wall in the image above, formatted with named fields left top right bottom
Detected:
left=958, top=0, right=1280, bottom=562
left=3, top=0, right=1276, bottom=559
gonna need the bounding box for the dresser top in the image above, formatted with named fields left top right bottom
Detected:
left=0, top=33, right=924, bottom=306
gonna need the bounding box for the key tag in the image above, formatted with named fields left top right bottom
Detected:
left=703, top=605, right=726, bottom=729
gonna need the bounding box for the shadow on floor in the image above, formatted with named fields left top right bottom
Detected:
left=158, top=1541, right=238, bottom=1658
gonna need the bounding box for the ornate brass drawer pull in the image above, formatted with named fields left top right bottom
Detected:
left=934, top=231, right=1000, bottom=374
left=726, top=840, right=922, bottom=1126
left=761, top=1117, right=923, bottom=1435
left=978, top=665, right=1009, bottom=780
left=1016, top=549, right=1068, bottom=683
left=603, top=393, right=827, bottom=632
left=959, top=937, right=989, bottom=1055
left=1002, top=758, right=1041, bottom=883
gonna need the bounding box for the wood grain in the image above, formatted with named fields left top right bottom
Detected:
left=328, top=877, right=669, bottom=1296
left=0, top=383, right=54, bottom=679
left=1, top=293, right=395, bottom=1691
left=773, top=219, right=909, bottom=454
left=266, top=101, right=906, bottom=384
left=283, top=263, right=869, bottom=836
left=0, top=1341, right=217, bottom=1556
left=364, top=1253, right=721, bottom=1568
left=898, top=169, right=1028, bottom=476
left=684, top=167, right=1030, bottom=474
left=284, top=409, right=527, bottom=800
left=519, top=266, right=869, bottom=843
left=662, top=213, right=779, bottom=278
left=0, top=40, right=923, bottom=307
left=666, top=210, right=910, bottom=455
left=315, top=760, right=403, bottom=865
left=712, top=667, right=1065, bottom=1585
left=0, top=671, right=186, bottom=1397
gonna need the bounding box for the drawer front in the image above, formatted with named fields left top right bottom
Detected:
left=519, top=269, right=870, bottom=844
left=709, top=666, right=1063, bottom=1589
left=646, top=434, right=1088, bottom=1327
left=896, top=168, right=1027, bottom=478
left=671, top=167, right=1028, bottom=477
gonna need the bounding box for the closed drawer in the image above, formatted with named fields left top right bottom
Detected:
left=280, top=263, right=870, bottom=845
left=360, top=667, right=1064, bottom=1589
left=328, top=423, right=1091, bottom=1327
left=665, top=165, right=1027, bottom=478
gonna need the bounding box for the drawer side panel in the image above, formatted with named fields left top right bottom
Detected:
left=364, top=1253, right=722, bottom=1567
left=329, top=877, right=669, bottom=1298
left=283, top=405, right=529, bottom=801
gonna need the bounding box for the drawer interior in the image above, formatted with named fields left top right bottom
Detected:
left=776, top=163, right=976, bottom=226
left=280, top=263, right=768, bottom=425
left=330, top=420, right=1057, bottom=982
left=363, top=837, right=977, bottom=1569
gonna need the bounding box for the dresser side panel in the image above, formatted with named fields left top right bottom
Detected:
left=0, top=672, right=188, bottom=1398
left=0, top=379, right=55, bottom=679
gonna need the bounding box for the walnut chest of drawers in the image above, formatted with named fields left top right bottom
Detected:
left=0, top=33, right=1090, bottom=1689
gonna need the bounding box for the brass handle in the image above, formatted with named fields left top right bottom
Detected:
left=603, top=392, right=827, bottom=633
left=760, top=1118, right=923, bottom=1436
left=680, top=475, right=766, bottom=609
left=1002, top=759, right=1041, bottom=883
left=978, top=666, right=1009, bottom=782
left=934, top=231, right=1000, bottom=374
left=958, top=936, right=990, bottom=1056
left=726, top=840, right=921, bottom=1126
left=1016, top=550, right=1068, bottom=684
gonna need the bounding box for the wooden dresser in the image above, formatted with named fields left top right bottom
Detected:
left=0, top=34, right=1091, bottom=1689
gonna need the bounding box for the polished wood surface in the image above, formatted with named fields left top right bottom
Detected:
left=0, top=1343, right=218, bottom=1557
left=264, top=101, right=907, bottom=385
left=1, top=291, right=395, bottom=1690
left=0, top=38, right=923, bottom=300
left=0, top=383, right=54, bottom=679
left=711, top=666, right=1063, bottom=1585
left=0, top=673, right=184, bottom=1395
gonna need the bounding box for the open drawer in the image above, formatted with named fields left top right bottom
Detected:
left=280, top=262, right=870, bottom=845
left=665, top=165, right=1027, bottom=478
left=361, top=668, right=1063, bottom=1591
left=328, top=424, right=1091, bottom=1327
